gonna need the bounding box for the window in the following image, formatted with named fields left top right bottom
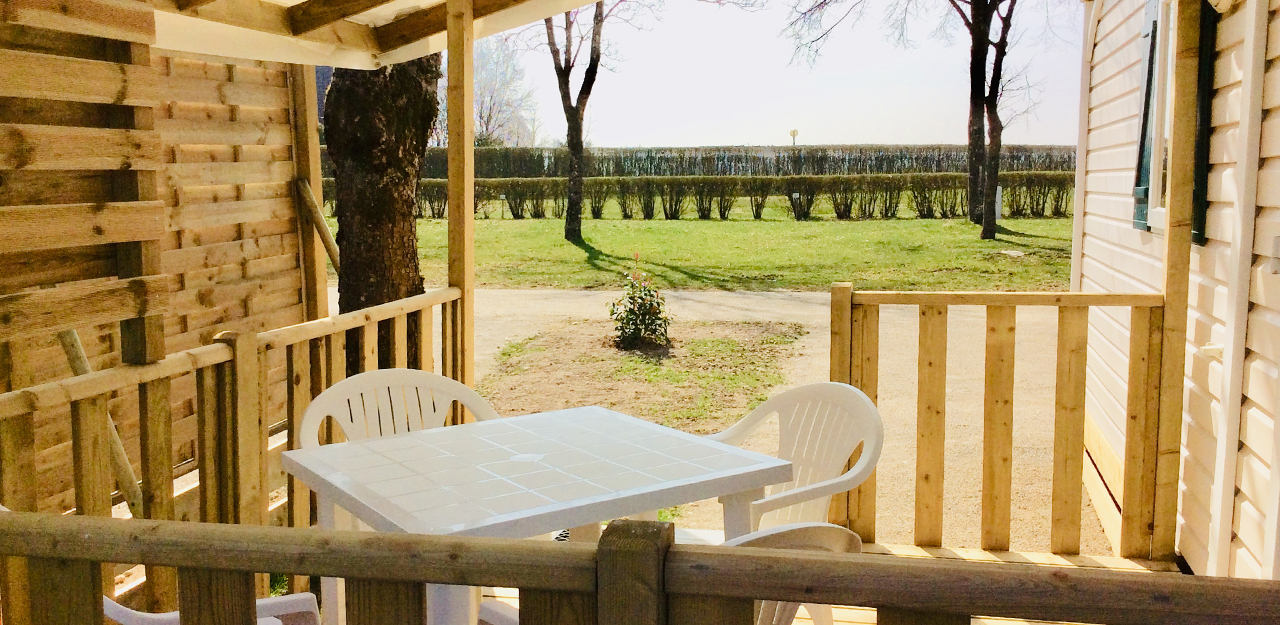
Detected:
left=1192, top=0, right=1220, bottom=246
left=1132, top=0, right=1164, bottom=231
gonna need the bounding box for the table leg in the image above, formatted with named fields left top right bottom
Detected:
left=719, top=488, right=763, bottom=540
left=427, top=584, right=479, bottom=625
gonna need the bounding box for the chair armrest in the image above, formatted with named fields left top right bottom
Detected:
left=749, top=452, right=877, bottom=520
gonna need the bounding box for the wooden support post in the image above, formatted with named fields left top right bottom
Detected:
left=28, top=557, right=105, bottom=625
left=597, top=520, right=674, bottom=625
left=0, top=341, right=34, bottom=625
left=915, top=304, right=948, bottom=547
left=214, top=332, right=265, bottom=529
left=846, top=302, right=879, bottom=543
left=70, top=394, right=114, bottom=596
left=1051, top=306, right=1089, bottom=555
left=327, top=332, right=347, bottom=387
left=1120, top=306, right=1163, bottom=559
left=138, top=376, right=177, bottom=610
left=286, top=342, right=312, bottom=593
left=1153, top=0, right=1198, bottom=565
left=446, top=0, right=475, bottom=393
left=522, top=589, right=597, bottom=625
left=290, top=63, right=333, bottom=321
left=345, top=578, right=426, bottom=625
left=668, top=596, right=752, bottom=625
left=410, top=309, right=434, bottom=372
left=828, top=283, right=853, bottom=527
left=195, top=366, right=222, bottom=524
left=982, top=305, right=1016, bottom=552
left=178, top=567, right=257, bottom=625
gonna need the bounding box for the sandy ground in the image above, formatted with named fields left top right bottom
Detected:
left=328, top=287, right=1110, bottom=554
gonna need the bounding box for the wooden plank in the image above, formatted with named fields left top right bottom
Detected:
left=138, top=377, right=177, bottom=610
left=290, top=0, right=398, bottom=35
left=521, top=589, right=597, bottom=625
left=285, top=342, right=312, bottom=593
left=0, top=202, right=164, bottom=254
left=1051, top=306, right=1089, bottom=555
left=446, top=0, right=475, bottom=393
left=391, top=314, right=408, bottom=368
left=859, top=542, right=1180, bottom=572
left=27, top=557, right=104, bottom=625
left=981, top=305, right=1016, bottom=552
left=151, top=0, right=379, bottom=55
left=667, top=595, right=751, bottom=625
left=0, top=124, right=160, bottom=170
left=289, top=65, right=330, bottom=322
left=847, top=303, right=878, bottom=543
left=410, top=309, right=433, bottom=372
left=1120, top=306, right=1163, bottom=559
left=5, top=0, right=155, bottom=44
left=849, top=291, right=1166, bottom=307
left=0, top=276, right=167, bottom=342
left=878, top=608, right=968, bottom=625
left=915, top=304, right=947, bottom=548
left=828, top=283, right=853, bottom=527
left=297, top=179, right=340, bottom=272
left=257, top=288, right=459, bottom=349
left=195, top=365, right=221, bottom=523
left=117, top=67, right=166, bottom=367
left=177, top=567, right=256, bottom=625
left=376, top=0, right=522, bottom=51
left=0, top=340, right=33, bottom=625
left=214, top=332, right=264, bottom=527
left=69, top=393, right=112, bottom=595
left=0, top=48, right=157, bottom=105
left=361, top=322, right=378, bottom=372
left=345, top=578, right=426, bottom=625
left=597, top=520, right=673, bottom=625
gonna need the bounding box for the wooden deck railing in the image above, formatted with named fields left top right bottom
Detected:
left=1, top=512, right=1277, bottom=625
left=828, top=285, right=1176, bottom=562
left=0, top=287, right=462, bottom=616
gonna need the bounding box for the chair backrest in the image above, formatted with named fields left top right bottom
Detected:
left=299, top=369, right=500, bottom=449
left=711, top=382, right=883, bottom=528
left=723, top=523, right=861, bottom=625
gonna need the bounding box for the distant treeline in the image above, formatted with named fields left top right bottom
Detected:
left=318, top=145, right=1075, bottom=179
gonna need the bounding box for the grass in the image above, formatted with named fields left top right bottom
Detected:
left=328, top=197, right=1073, bottom=291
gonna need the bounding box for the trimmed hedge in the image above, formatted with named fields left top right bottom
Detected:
left=330, top=172, right=1073, bottom=221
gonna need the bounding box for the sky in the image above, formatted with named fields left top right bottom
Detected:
left=512, top=0, right=1085, bottom=147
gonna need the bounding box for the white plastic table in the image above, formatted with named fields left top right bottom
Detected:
left=282, top=406, right=793, bottom=624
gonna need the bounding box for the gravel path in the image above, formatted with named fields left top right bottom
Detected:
left=329, top=287, right=1110, bottom=554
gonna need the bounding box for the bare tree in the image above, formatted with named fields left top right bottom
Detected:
left=546, top=2, right=607, bottom=242
left=430, top=36, right=541, bottom=148
left=981, top=0, right=1016, bottom=239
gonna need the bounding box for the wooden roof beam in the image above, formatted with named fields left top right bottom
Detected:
left=154, top=0, right=381, bottom=55
left=289, top=0, right=400, bottom=36
left=375, top=0, right=521, bottom=52
left=174, top=0, right=223, bottom=11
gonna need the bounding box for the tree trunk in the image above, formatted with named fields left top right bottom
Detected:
left=325, top=55, right=443, bottom=371
left=565, top=110, right=585, bottom=241
left=967, top=0, right=991, bottom=225
left=982, top=112, right=1003, bottom=240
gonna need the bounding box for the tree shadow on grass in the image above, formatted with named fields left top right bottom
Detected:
left=994, top=224, right=1070, bottom=241
left=569, top=237, right=748, bottom=290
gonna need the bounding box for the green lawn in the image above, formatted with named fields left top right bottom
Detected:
left=331, top=199, right=1074, bottom=291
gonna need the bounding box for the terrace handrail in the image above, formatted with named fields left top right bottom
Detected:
left=258, top=286, right=461, bottom=350
left=2, top=512, right=1278, bottom=625
left=829, top=284, right=1176, bottom=563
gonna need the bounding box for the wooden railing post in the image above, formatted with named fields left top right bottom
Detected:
left=391, top=314, right=409, bottom=368
left=847, top=299, right=879, bottom=543
left=1120, top=305, right=1164, bottom=559
left=597, top=520, right=673, bottom=625
left=28, top=556, right=105, bottom=625
left=0, top=340, right=35, bottom=625
left=213, top=332, right=265, bottom=528
left=286, top=341, right=313, bottom=593
left=915, top=304, right=948, bottom=547
left=178, top=567, right=257, bottom=625
left=410, top=309, right=434, bottom=373
left=70, top=393, right=114, bottom=596
left=1051, top=306, right=1089, bottom=555
left=345, top=578, right=426, bottom=625
left=982, top=305, right=1016, bottom=552
left=138, top=376, right=178, bottom=610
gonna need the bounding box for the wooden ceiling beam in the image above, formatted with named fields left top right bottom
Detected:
left=374, top=0, right=521, bottom=52
left=154, top=0, right=381, bottom=55
left=288, top=0, right=399, bottom=36
left=174, top=0, right=223, bottom=11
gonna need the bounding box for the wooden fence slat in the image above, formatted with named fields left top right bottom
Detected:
left=828, top=284, right=853, bottom=528
left=0, top=124, right=160, bottom=170
left=214, top=332, right=264, bottom=528
left=0, top=48, right=158, bottom=105
left=5, top=0, right=155, bottom=44
left=915, top=304, right=948, bottom=548
left=981, top=305, right=1016, bottom=552
left=70, top=393, right=113, bottom=596
left=1051, top=306, right=1089, bottom=555
left=327, top=331, right=347, bottom=386
left=345, top=578, right=426, bottom=625
left=361, top=322, right=378, bottom=373
left=521, top=589, right=598, bottom=625
left=195, top=366, right=222, bottom=523
left=878, top=607, right=969, bottom=625
left=597, top=520, right=674, bottom=625
left=0, top=340, right=34, bottom=625
left=391, top=314, right=409, bottom=368
left=668, top=595, right=752, bottom=625
left=1120, top=305, right=1164, bottom=559
left=286, top=342, right=312, bottom=593
left=847, top=303, right=879, bottom=543
left=411, top=309, right=434, bottom=372
left=28, top=557, right=104, bottom=625
left=138, top=377, right=178, bottom=610
left=177, top=567, right=256, bottom=625
left=0, top=276, right=168, bottom=342
left=0, top=202, right=164, bottom=253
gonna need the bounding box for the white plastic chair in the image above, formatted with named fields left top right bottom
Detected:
left=723, top=523, right=863, bottom=625
left=104, top=593, right=319, bottom=625
left=299, top=368, right=501, bottom=449
left=708, top=382, right=883, bottom=533
left=299, top=368, right=502, bottom=625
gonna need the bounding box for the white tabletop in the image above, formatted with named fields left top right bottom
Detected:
left=283, top=406, right=792, bottom=538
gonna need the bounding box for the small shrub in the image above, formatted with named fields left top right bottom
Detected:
left=637, top=178, right=658, bottom=220
left=743, top=177, right=773, bottom=220
left=586, top=177, right=613, bottom=219
left=616, top=178, right=636, bottom=219
left=660, top=177, right=689, bottom=220
left=550, top=178, right=568, bottom=219
left=715, top=178, right=739, bottom=220
left=782, top=176, right=821, bottom=221
left=416, top=179, right=448, bottom=219
left=826, top=176, right=856, bottom=220
left=609, top=259, right=671, bottom=348
left=692, top=178, right=715, bottom=220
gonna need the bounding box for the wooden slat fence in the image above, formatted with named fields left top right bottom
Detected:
left=1, top=513, right=1278, bottom=625
left=828, top=285, right=1176, bottom=561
